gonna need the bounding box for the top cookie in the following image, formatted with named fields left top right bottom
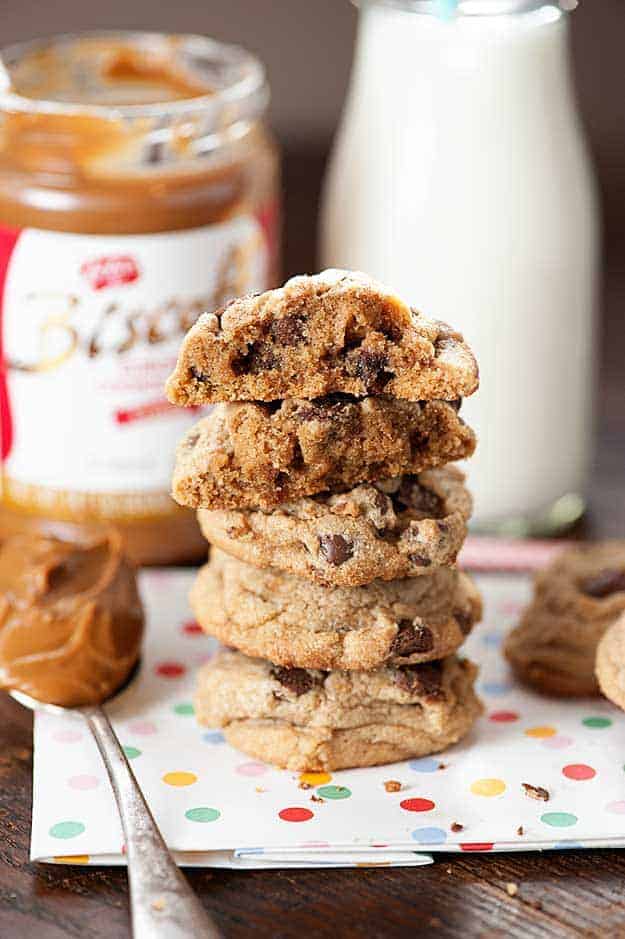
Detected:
left=165, top=269, right=479, bottom=404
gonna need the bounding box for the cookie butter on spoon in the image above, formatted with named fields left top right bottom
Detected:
left=0, top=530, right=143, bottom=707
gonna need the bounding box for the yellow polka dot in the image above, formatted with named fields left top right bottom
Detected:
left=53, top=854, right=90, bottom=864
left=470, top=778, right=506, bottom=797
left=525, top=725, right=556, bottom=739
left=162, top=771, right=197, bottom=787
left=299, top=772, right=332, bottom=786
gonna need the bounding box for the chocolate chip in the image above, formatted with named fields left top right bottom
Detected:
left=393, top=662, right=443, bottom=698
left=454, top=609, right=472, bottom=636
left=377, top=319, right=402, bottom=343
left=397, top=479, right=444, bottom=517
left=522, top=783, right=549, bottom=802
left=354, top=350, right=392, bottom=393
left=373, top=490, right=391, bottom=512
left=391, top=622, right=434, bottom=656
left=271, top=313, right=306, bottom=346
left=408, top=553, right=432, bottom=568
left=580, top=568, right=625, bottom=599
left=189, top=364, right=210, bottom=383
left=298, top=394, right=353, bottom=422
left=450, top=822, right=464, bottom=833
left=270, top=666, right=319, bottom=696
left=232, top=341, right=278, bottom=375
left=318, top=534, right=354, bottom=566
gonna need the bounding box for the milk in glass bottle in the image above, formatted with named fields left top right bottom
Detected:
left=321, top=0, right=599, bottom=533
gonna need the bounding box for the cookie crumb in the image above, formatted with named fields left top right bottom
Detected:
left=450, top=822, right=464, bottom=833
left=299, top=781, right=312, bottom=790
left=152, top=898, right=166, bottom=912
left=517, top=825, right=524, bottom=836
left=522, top=783, right=549, bottom=802
left=311, top=794, right=324, bottom=803
left=506, top=882, right=518, bottom=897
left=384, top=780, right=402, bottom=793
left=438, top=763, right=448, bottom=770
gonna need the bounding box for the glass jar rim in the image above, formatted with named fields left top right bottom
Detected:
left=353, top=0, right=568, bottom=15
left=0, top=30, right=269, bottom=127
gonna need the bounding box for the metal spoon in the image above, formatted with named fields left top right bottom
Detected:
left=10, top=685, right=222, bottom=938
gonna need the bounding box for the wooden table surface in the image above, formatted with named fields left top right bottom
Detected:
left=1, top=149, right=624, bottom=938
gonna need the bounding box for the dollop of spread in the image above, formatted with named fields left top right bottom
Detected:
left=0, top=531, right=143, bottom=707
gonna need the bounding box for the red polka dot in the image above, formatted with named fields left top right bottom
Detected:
left=562, top=763, right=596, bottom=781
left=182, top=620, right=203, bottom=636
left=279, top=807, right=314, bottom=822
left=489, top=710, right=519, bottom=723
left=155, top=661, right=186, bottom=678
left=400, top=798, right=435, bottom=813
left=460, top=842, right=494, bottom=852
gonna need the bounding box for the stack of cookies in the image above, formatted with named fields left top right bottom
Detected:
left=166, top=269, right=483, bottom=771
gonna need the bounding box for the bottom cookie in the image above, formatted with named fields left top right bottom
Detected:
left=596, top=613, right=625, bottom=710
left=195, top=650, right=482, bottom=771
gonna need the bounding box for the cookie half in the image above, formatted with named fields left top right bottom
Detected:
left=191, top=548, right=482, bottom=670
left=166, top=269, right=479, bottom=405
left=198, top=466, right=471, bottom=587
left=596, top=613, right=625, bottom=709
left=195, top=650, right=482, bottom=771
left=173, top=397, right=475, bottom=511
left=504, top=541, right=625, bottom=697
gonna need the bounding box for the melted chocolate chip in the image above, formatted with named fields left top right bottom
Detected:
left=354, top=350, right=392, bottom=393
left=580, top=568, right=625, bottom=599
left=318, top=534, right=354, bottom=566
left=391, top=622, right=434, bottom=656
left=394, top=662, right=443, bottom=698
left=270, top=666, right=320, bottom=696
left=298, top=394, right=354, bottom=422
left=377, top=318, right=402, bottom=343
left=232, top=341, right=278, bottom=375
left=396, top=479, right=444, bottom=518
left=271, top=313, right=306, bottom=346
left=189, top=364, right=210, bottom=383
left=373, top=489, right=391, bottom=513
left=408, top=553, right=432, bottom=568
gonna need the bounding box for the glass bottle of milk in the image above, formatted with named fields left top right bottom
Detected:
left=321, top=0, right=599, bottom=534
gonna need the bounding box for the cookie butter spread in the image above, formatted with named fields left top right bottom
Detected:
left=0, top=531, right=143, bottom=707
left=0, top=32, right=279, bottom=564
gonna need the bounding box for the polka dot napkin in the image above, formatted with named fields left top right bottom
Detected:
left=30, top=569, right=625, bottom=869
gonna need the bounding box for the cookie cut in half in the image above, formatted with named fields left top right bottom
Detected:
left=195, top=649, right=482, bottom=771
left=173, top=397, right=476, bottom=511
left=197, top=466, right=472, bottom=587
left=505, top=541, right=625, bottom=697
left=191, top=548, right=482, bottom=670
left=166, top=269, right=479, bottom=405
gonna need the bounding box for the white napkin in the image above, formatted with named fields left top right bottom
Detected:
left=31, top=568, right=625, bottom=868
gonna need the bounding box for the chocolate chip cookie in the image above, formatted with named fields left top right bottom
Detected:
left=596, top=613, right=625, bottom=710
left=173, top=397, right=475, bottom=511
left=191, top=548, right=482, bottom=670
left=195, top=649, right=482, bottom=771
left=166, top=269, right=479, bottom=405
left=505, top=541, right=625, bottom=697
left=197, top=466, right=471, bottom=587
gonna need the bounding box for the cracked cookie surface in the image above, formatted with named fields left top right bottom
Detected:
left=166, top=269, right=479, bottom=405
left=505, top=541, right=625, bottom=697
left=195, top=649, right=482, bottom=771
left=191, top=548, right=482, bottom=670
left=173, top=397, right=476, bottom=511
left=197, top=466, right=471, bottom=587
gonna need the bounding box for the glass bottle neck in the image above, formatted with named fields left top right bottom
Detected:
left=354, top=1, right=570, bottom=15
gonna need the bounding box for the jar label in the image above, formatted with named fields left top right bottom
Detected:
left=0, top=215, right=271, bottom=519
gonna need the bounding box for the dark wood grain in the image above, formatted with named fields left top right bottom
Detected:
left=1, top=147, right=624, bottom=939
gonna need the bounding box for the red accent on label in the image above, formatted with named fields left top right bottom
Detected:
left=80, top=255, right=140, bottom=291
left=115, top=399, right=178, bottom=425
left=0, top=225, right=20, bottom=460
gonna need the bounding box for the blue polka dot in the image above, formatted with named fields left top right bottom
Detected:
left=202, top=731, right=225, bottom=744
left=481, top=681, right=512, bottom=696
left=482, top=633, right=503, bottom=647
left=411, top=827, right=447, bottom=845
left=409, top=757, right=440, bottom=773
left=554, top=840, right=583, bottom=849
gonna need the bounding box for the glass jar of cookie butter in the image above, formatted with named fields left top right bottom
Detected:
left=0, top=32, right=280, bottom=564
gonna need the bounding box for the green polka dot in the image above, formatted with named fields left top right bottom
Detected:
left=49, top=821, right=86, bottom=839
left=185, top=807, right=220, bottom=823
left=317, top=785, right=352, bottom=800
left=582, top=717, right=612, bottom=729
left=123, top=746, right=142, bottom=760
left=541, top=812, right=578, bottom=828
left=173, top=702, right=195, bottom=716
